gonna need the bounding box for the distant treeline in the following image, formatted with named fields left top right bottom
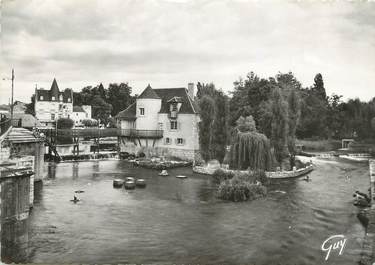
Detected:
left=196, top=71, right=375, bottom=163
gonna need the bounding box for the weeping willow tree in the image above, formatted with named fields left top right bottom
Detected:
left=229, top=116, right=275, bottom=170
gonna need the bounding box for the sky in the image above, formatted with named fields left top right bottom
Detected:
left=1, top=0, right=374, bottom=104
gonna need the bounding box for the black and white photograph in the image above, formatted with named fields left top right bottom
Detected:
left=0, top=0, right=374, bottom=264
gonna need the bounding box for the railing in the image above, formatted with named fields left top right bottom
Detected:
left=0, top=118, right=11, bottom=137
left=120, top=129, right=163, bottom=138
left=38, top=128, right=163, bottom=139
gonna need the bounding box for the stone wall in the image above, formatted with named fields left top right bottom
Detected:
left=120, top=140, right=201, bottom=162
left=0, top=141, right=10, bottom=162
left=0, top=170, right=31, bottom=263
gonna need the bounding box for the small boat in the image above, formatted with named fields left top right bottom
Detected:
left=158, top=170, right=169, bottom=176
left=70, top=199, right=80, bottom=203
left=136, top=179, right=146, bottom=188
left=124, top=181, right=136, bottom=190
left=113, top=179, right=124, bottom=188
left=176, top=175, right=187, bottom=179
left=74, top=190, right=85, bottom=193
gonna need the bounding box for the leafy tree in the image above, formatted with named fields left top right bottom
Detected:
left=198, top=95, right=215, bottom=162
left=91, top=95, right=112, bottom=124
left=107, top=83, right=134, bottom=116
left=270, top=88, right=289, bottom=165
left=57, top=118, right=74, bottom=129
left=25, top=95, right=35, bottom=116
left=287, top=88, right=301, bottom=156
left=312, top=73, right=327, bottom=100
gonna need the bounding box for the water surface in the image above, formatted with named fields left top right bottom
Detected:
left=26, top=158, right=368, bottom=264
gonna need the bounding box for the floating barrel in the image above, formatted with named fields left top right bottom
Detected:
left=113, top=179, right=124, bottom=188
left=136, top=179, right=146, bottom=188
left=126, top=177, right=135, bottom=182
left=124, top=181, right=136, bottom=190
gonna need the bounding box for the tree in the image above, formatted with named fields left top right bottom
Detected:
left=198, top=95, right=215, bottom=162
left=287, top=88, right=301, bottom=156
left=229, top=116, right=275, bottom=170
left=91, top=95, right=113, bottom=124
left=270, top=88, right=289, bottom=165
left=57, top=118, right=74, bottom=129
left=107, top=83, right=134, bottom=116
left=25, top=95, right=35, bottom=116
left=312, top=73, right=327, bottom=100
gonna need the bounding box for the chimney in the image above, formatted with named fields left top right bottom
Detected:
left=187, top=82, right=194, bottom=99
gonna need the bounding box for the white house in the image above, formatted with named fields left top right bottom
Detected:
left=34, top=78, right=73, bottom=127
left=116, top=83, right=200, bottom=161
left=72, top=105, right=92, bottom=127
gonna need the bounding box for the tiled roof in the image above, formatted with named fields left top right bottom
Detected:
left=115, top=102, right=136, bottom=120
left=5, top=113, right=41, bottom=128
left=154, top=88, right=197, bottom=114
left=73, top=106, right=85, bottom=112
left=5, top=127, right=43, bottom=143
left=138, top=84, right=161, bottom=99
left=35, top=79, right=73, bottom=103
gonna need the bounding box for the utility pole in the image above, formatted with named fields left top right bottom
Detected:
left=11, top=69, right=14, bottom=120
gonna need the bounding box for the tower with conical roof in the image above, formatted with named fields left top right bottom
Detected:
left=136, top=84, right=161, bottom=130
left=50, top=78, right=59, bottom=101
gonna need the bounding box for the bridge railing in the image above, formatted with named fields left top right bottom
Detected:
left=37, top=128, right=164, bottom=139
left=120, top=129, right=163, bottom=138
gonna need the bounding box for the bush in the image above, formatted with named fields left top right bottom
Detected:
left=213, top=169, right=268, bottom=185
left=217, top=176, right=267, bottom=202
left=57, top=118, right=74, bottom=129
left=212, top=168, right=235, bottom=184
left=82, top=119, right=99, bottom=127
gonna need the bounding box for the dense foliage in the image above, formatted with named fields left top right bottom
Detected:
left=229, top=116, right=275, bottom=171
left=56, top=118, right=74, bottom=129
left=215, top=170, right=268, bottom=202
left=197, top=83, right=229, bottom=163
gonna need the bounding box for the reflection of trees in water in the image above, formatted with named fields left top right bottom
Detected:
left=47, top=163, right=56, bottom=179
left=72, top=162, right=79, bottom=179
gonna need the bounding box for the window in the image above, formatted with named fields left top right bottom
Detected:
left=68, top=98, right=71, bottom=102
left=59, top=95, right=63, bottom=101
left=140, top=108, right=145, bottom=116
left=40, top=96, right=44, bottom=100
left=177, top=138, right=184, bottom=145
left=170, top=121, right=177, bottom=130
left=51, top=114, right=55, bottom=120
left=52, top=96, right=55, bottom=100
left=165, top=137, right=171, bottom=145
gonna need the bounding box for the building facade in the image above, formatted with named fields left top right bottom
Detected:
left=71, top=105, right=92, bottom=127
left=34, top=79, right=73, bottom=127
left=116, top=83, right=200, bottom=161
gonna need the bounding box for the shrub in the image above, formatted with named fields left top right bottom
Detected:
left=217, top=176, right=267, bottom=202
left=82, top=119, right=99, bottom=127
left=212, top=168, right=235, bottom=184
left=57, top=118, right=74, bottom=129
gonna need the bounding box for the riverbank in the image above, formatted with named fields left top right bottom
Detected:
left=360, top=159, right=375, bottom=265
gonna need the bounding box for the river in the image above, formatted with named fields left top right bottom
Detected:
left=22, top=157, right=368, bottom=264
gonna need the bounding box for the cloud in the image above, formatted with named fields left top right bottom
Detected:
left=1, top=0, right=374, bottom=103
